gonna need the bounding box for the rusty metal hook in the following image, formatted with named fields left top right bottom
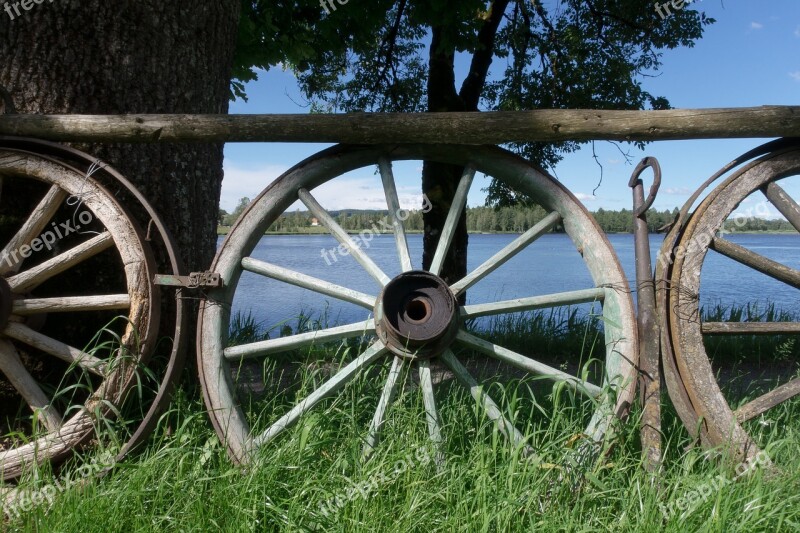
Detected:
left=629, top=156, right=661, bottom=217
left=0, top=84, right=16, bottom=115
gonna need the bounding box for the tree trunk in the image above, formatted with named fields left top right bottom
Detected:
left=0, top=0, right=240, bottom=274
left=423, top=0, right=506, bottom=286
left=422, top=27, right=468, bottom=286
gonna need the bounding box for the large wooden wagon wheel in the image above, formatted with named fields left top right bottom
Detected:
left=198, top=144, right=638, bottom=465
left=662, top=142, right=800, bottom=464
left=0, top=142, right=163, bottom=480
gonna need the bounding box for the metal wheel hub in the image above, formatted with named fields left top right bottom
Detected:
left=0, top=277, right=11, bottom=330
left=375, top=270, right=459, bottom=360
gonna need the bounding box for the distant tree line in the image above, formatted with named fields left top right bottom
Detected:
left=219, top=198, right=795, bottom=234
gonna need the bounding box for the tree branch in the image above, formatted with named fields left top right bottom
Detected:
left=459, top=0, right=511, bottom=110
left=370, top=0, right=408, bottom=98
left=428, top=26, right=461, bottom=111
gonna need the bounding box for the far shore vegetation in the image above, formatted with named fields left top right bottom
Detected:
left=219, top=198, right=796, bottom=236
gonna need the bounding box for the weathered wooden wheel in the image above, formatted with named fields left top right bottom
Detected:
left=0, top=143, right=161, bottom=480
left=198, top=144, right=638, bottom=464
left=662, top=142, right=800, bottom=464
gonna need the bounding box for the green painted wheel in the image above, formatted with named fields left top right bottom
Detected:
left=198, top=144, right=638, bottom=465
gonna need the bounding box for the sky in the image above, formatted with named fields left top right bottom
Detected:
left=220, top=0, right=799, bottom=217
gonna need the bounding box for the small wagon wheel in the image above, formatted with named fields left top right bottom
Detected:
left=198, top=144, right=638, bottom=465
left=663, top=143, right=800, bottom=464
left=0, top=147, right=160, bottom=480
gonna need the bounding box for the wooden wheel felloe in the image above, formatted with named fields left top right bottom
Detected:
left=663, top=143, right=800, bottom=464
left=0, top=146, right=159, bottom=480
left=198, top=144, right=638, bottom=465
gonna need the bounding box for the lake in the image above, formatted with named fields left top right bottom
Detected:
left=224, top=233, right=800, bottom=331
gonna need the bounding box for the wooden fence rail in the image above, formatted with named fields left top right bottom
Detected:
left=0, top=106, right=797, bottom=144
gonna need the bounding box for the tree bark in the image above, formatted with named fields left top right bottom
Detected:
left=0, top=0, right=240, bottom=273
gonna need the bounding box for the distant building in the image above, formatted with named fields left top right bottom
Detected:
left=310, top=217, right=320, bottom=227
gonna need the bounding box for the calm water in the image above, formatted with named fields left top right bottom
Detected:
left=223, top=233, right=800, bottom=330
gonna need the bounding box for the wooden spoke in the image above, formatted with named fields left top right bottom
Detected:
left=362, top=355, right=405, bottom=458
left=710, top=237, right=800, bottom=290
left=253, top=341, right=388, bottom=447
left=224, top=319, right=375, bottom=361
left=0, top=339, right=63, bottom=432
left=455, top=330, right=602, bottom=398
left=12, top=294, right=130, bottom=315
left=0, top=185, right=68, bottom=275
left=761, top=182, right=800, bottom=233
left=702, top=322, right=800, bottom=335
left=418, top=359, right=444, bottom=465
left=378, top=157, right=413, bottom=272
left=440, top=350, right=534, bottom=457
left=241, top=257, right=376, bottom=309
left=7, top=232, right=114, bottom=293
left=460, top=288, right=605, bottom=319
left=297, top=188, right=391, bottom=287
left=429, top=166, right=476, bottom=276
left=451, top=212, right=561, bottom=295
left=3, top=322, right=105, bottom=375
left=735, top=378, right=800, bottom=422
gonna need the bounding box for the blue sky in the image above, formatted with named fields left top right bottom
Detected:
left=220, top=0, right=799, bottom=216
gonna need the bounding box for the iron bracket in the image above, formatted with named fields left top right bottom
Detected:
left=154, top=271, right=223, bottom=289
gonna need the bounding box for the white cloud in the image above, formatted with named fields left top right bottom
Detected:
left=750, top=22, right=764, bottom=30
left=575, top=192, right=597, bottom=202
left=730, top=208, right=784, bottom=221
left=790, top=71, right=800, bottom=82
left=220, top=163, right=287, bottom=212
left=313, top=180, right=429, bottom=212
left=222, top=164, right=430, bottom=214
left=794, top=25, right=800, bottom=37
left=664, top=187, right=693, bottom=195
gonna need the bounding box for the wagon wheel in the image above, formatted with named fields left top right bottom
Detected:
left=198, top=144, right=638, bottom=465
left=663, top=144, right=800, bottom=464
left=0, top=147, right=159, bottom=480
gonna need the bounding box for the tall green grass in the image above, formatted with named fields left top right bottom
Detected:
left=3, top=305, right=800, bottom=532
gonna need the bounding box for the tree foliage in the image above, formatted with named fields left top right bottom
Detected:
left=232, top=0, right=713, bottom=204
left=220, top=197, right=252, bottom=226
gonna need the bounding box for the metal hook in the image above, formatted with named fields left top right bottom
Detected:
left=628, top=156, right=662, bottom=217
left=0, top=84, right=16, bottom=115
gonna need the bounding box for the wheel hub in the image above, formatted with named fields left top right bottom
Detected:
left=0, top=277, right=11, bottom=331
left=374, top=270, right=459, bottom=360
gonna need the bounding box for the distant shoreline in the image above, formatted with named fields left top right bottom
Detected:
left=217, top=227, right=796, bottom=237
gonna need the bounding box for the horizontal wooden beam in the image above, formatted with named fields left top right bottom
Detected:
left=0, top=106, right=797, bottom=144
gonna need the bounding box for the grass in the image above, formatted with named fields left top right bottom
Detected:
left=3, top=306, right=800, bottom=532
left=702, top=303, right=800, bottom=365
